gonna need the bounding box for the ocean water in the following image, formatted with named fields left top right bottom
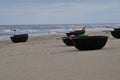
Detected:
left=0, top=23, right=119, bottom=41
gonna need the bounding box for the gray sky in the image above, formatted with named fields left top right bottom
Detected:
left=0, top=0, right=120, bottom=25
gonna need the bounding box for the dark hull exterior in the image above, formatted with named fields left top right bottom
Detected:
left=62, top=37, right=73, bottom=46
left=111, top=31, right=120, bottom=38
left=114, top=28, right=120, bottom=31
left=71, top=36, right=108, bottom=50
left=10, top=34, right=28, bottom=43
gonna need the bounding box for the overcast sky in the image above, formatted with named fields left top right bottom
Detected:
left=0, top=0, right=120, bottom=25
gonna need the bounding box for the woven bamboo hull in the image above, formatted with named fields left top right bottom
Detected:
left=10, top=34, right=28, bottom=43
left=62, top=37, right=73, bottom=46
left=71, top=36, right=108, bottom=50
left=111, top=31, right=120, bottom=38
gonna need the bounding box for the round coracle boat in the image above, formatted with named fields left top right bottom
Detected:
left=10, top=34, right=29, bottom=43
left=71, top=36, right=108, bottom=50
left=111, top=30, right=120, bottom=38
left=62, top=37, right=73, bottom=46
left=114, top=28, right=120, bottom=31
left=66, top=30, right=85, bottom=37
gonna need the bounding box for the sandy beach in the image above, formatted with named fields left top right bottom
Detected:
left=0, top=31, right=120, bottom=80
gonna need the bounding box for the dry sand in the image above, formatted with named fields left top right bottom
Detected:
left=0, top=31, right=120, bottom=80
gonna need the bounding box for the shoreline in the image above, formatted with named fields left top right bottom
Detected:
left=0, top=30, right=113, bottom=41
